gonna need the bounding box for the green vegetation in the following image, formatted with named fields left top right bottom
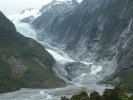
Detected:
left=0, top=11, right=65, bottom=93
left=61, top=87, right=132, bottom=100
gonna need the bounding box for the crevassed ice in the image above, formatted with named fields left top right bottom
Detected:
left=46, top=49, right=74, bottom=64
left=16, top=22, right=37, bottom=40
left=90, top=65, right=103, bottom=75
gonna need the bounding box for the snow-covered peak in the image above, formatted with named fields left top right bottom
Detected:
left=50, top=0, right=75, bottom=5
left=8, top=8, right=41, bottom=22
left=43, top=0, right=82, bottom=6
left=55, top=0, right=83, bottom=3
left=40, top=0, right=79, bottom=13
left=55, top=0, right=73, bottom=4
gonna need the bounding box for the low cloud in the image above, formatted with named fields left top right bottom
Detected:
left=0, top=0, right=52, bottom=15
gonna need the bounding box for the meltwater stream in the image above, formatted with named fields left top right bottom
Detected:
left=0, top=18, right=113, bottom=100
left=0, top=84, right=113, bottom=100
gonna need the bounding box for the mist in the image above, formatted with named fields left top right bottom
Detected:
left=0, top=0, right=52, bottom=15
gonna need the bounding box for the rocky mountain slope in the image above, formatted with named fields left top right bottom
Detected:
left=0, top=11, right=65, bottom=93
left=32, top=0, right=79, bottom=40
left=32, top=0, right=133, bottom=92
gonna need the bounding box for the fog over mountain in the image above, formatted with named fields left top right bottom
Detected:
left=0, top=0, right=52, bottom=15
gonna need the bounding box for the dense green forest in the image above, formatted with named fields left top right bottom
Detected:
left=61, top=87, right=133, bottom=100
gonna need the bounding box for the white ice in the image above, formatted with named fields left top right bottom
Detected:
left=46, top=49, right=74, bottom=64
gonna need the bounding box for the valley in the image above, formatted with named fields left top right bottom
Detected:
left=0, top=0, right=133, bottom=99
left=0, top=6, right=113, bottom=99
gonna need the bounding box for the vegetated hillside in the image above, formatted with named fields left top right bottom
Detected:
left=0, top=11, right=65, bottom=93
left=32, top=0, right=133, bottom=92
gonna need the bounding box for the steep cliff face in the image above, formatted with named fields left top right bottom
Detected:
left=32, top=0, right=79, bottom=41
left=32, top=0, right=133, bottom=91
left=33, top=0, right=78, bottom=27
left=0, top=11, right=65, bottom=93
left=32, top=0, right=108, bottom=60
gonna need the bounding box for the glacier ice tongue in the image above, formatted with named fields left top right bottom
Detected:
left=9, top=10, right=104, bottom=85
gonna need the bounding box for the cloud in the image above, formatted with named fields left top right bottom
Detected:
left=0, top=0, right=52, bottom=15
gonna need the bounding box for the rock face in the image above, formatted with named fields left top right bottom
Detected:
left=32, top=0, right=79, bottom=40
left=32, top=0, right=133, bottom=92
left=7, top=56, right=27, bottom=74
left=0, top=11, right=65, bottom=93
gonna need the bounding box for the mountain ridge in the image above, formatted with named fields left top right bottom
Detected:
left=0, top=11, right=65, bottom=93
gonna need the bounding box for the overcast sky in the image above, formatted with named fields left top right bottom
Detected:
left=0, top=0, right=52, bottom=16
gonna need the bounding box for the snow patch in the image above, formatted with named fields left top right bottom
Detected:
left=76, top=0, right=83, bottom=3
left=90, top=65, right=103, bottom=75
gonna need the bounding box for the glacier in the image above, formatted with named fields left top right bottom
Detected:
left=0, top=7, right=113, bottom=100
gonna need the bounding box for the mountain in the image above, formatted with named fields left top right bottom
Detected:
left=32, top=0, right=79, bottom=38
left=0, top=11, right=65, bottom=93
left=32, top=0, right=133, bottom=92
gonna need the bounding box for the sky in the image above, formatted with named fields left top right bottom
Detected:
left=0, top=0, right=52, bottom=16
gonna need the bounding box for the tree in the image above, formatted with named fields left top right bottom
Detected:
left=102, top=87, right=122, bottom=100
left=61, top=96, right=69, bottom=100
left=90, top=91, right=101, bottom=100
left=71, top=91, right=89, bottom=100
left=129, top=95, right=133, bottom=100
